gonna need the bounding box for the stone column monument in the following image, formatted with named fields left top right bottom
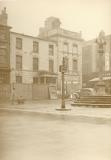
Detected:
left=96, top=31, right=106, bottom=95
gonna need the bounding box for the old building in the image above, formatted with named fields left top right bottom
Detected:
left=0, top=9, right=83, bottom=100
left=38, top=17, right=83, bottom=95
left=0, top=8, right=58, bottom=100
left=82, top=34, right=111, bottom=94
left=10, top=32, right=57, bottom=100
left=0, top=8, right=11, bottom=100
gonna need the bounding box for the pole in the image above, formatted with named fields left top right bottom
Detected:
left=61, top=66, right=65, bottom=109
left=56, top=58, right=71, bottom=111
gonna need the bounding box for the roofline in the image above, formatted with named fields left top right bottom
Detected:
left=10, top=31, right=56, bottom=43
left=60, top=27, right=82, bottom=36
left=48, top=34, right=84, bottom=42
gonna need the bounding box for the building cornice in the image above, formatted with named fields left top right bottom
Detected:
left=0, top=24, right=12, bottom=29
left=10, top=31, right=56, bottom=43
left=48, top=34, right=84, bottom=42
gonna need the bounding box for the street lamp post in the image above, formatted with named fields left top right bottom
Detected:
left=56, top=57, right=71, bottom=111
left=61, top=58, right=65, bottom=109
left=96, top=30, right=106, bottom=95
left=11, top=82, right=15, bottom=104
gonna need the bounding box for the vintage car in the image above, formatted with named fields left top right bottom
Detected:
left=78, top=88, right=95, bottom=96
left=71, top=88, right=95, bottom=101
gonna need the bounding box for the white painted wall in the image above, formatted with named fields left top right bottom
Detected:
left=10, top=32, right=57, bottom=84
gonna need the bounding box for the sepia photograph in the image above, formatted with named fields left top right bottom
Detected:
left=0, top=0, right=111, bottom=159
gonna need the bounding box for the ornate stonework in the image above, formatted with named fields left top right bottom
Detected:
left=96, top=30, right=106, bottom=53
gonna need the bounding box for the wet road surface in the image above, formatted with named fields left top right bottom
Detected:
left=0, top=111, right=111, bottom=160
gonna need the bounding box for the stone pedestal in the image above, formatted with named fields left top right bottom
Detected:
left=96, top=80, right=106, bottom=96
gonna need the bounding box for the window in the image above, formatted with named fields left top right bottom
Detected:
left=63, top=42, right=68, bottom=53
left=16, top=55, right=22, bottom=70
left=16, top=38, right=22, bottom=49
left=72, top=59, right=78, bottom=72
left=49, top=45, right=54, bottom=55
left=33, top=77, right=38, bottom=84
left=16, top=76, right=22, bottom=83
left=33, top=41, right=39, bottom=53
left=0, top=49, right=6, bottom=64
left=0, top=71, right=9, bottom=83
left=33, top=58, right=38, bottom=71
left=0, top=55, right=5, bottom=64
left=46, top=77, right=56, bottom=84
left=49, top=59, right=54, bottom=73
left=40, top=77, right=44, bottom=84
left=72, top=44, right=78, bottom=54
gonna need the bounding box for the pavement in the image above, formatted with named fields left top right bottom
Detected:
left=0, top=99, right=111, bottom=123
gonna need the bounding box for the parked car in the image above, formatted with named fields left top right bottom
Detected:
left=78, top=88, right=95, bottom=96
left=71, top=88, right=95, bottom=101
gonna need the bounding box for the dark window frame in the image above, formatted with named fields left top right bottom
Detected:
left=72, top=44, right=78, bottom=54
left=49, top=44, right=54, bottom=56
left=16, top=76, right=22, bottom=83
left=72, top=59, right=78, bottom=72
left=63, top=42, right=69, bottom=53
left=49, top=59, right=54, bottom=73
left=33, top=77, right=38, bottom=84
left=16, top=55, right=22, bottom=70
left=33, top=57, right=39, bottom=71
left=33, top=41, right=39, bottom=53
left=16, top=38, right=22, bottom=49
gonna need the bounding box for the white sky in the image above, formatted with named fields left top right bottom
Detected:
left=0, top=0, right=111, bottom=40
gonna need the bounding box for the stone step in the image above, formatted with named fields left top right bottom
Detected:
left=78, top=98, right=111, bottom=101
left=80, top=96, right=111, bottom=99
left=71, top=95, right=111, bottom=107
left=79, top=97, right=111, bottom=101
left=71, top=103, right=111, bottom=108
left=75, top=101, right=111, bottom=104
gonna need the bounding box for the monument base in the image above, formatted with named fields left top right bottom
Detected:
left=96, top=80, right=106, bottom=96
left=56, top=108, right=71, bottom=111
